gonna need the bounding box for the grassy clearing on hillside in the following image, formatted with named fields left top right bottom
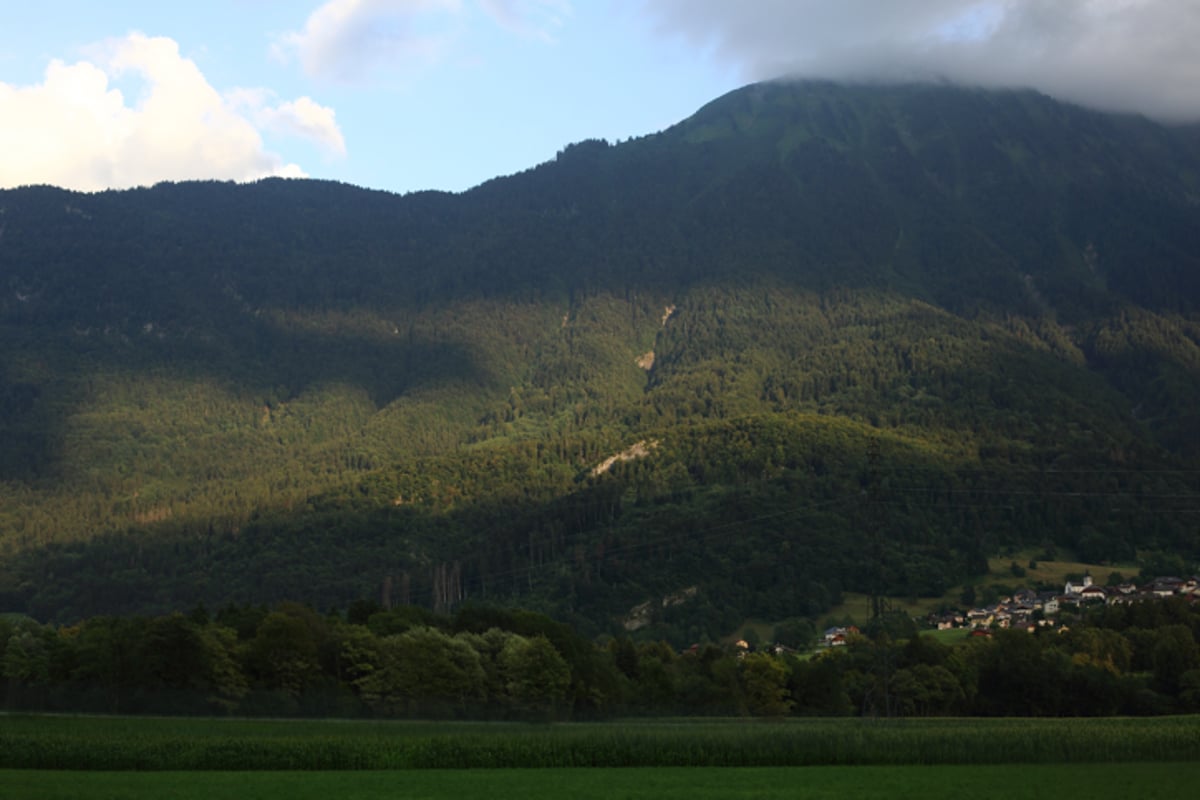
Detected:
left=4, top=764, right=1199, bottom=800
left=983, top=552, right=1139, bottom=590
left=2, top=715, right=1198, bottom=770
left=821, top=593, right=944, bottom=625
left=921, top=627, right=972, bottom=646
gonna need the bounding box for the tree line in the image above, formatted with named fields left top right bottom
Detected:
left=3, top=597, right=1199, bottom=719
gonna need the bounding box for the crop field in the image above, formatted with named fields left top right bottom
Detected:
left=2, top=714, right=1198, bottom=771
left=3, top=715, right=1199, bottom=799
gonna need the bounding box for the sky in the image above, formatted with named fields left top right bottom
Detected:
left=2, top=1, right=1198, bottom=196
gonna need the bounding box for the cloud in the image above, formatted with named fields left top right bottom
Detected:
left=230, top=90, right=348, bottom=157
left=276, top=0, right=570, bottom=80
left=0, top=33, right=345, bottom=192
left=276, top=0, right=464, bottom=81
left=258, top=97, right=348, bottom=157
left=643, top=0, right=1200, bottom=122
left=479, top=0, right=571, bottom=40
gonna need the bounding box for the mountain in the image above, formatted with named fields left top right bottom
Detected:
left=2, top=80, right=1199, bottom=639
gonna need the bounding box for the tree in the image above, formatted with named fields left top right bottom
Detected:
left=1, top=622, right=58, bottom=711
left=456, top=627, right=521, bottom=709
left=740, top=652, right=792, bottom=716
left=140, top=613, right=210, bottom=695
left=244, top=610, right=323, bottom=697
left=973, top=629, right=1068, bottom=716
left=610, top=636, right=639, bottom=679
left=1065, top=628, right=1131, bottom=675
left=331, top=623, right=381, bottom=689
left=358, top=627, right=486, bottom=716
left=631, top=641, right=680, bottom=713
left=901, top=633, right=950, bottom=669
left=788, top=654, right=852, bottom=716
left=499, top=634, right=571, bottom=720
left=1179, top=669, right=1200, bottom=713
left=69, top=616, right=147, bottom=713
left=199, top=623, right=248, bottom=712
left=1151, top=624, right=1200, bottom=697
left=772, top=618, right=816, bottom=651
left=2, top=626, right=52, bottom=685
left=890, top=664, right=965, bottom=716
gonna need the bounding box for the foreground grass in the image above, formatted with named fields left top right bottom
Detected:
left=4, top=763, right=1200, bottom=800
left=2, top=715, right=1198, bottom=770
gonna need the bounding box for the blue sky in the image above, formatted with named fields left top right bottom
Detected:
left=2, top=1, right=1198, bottom=195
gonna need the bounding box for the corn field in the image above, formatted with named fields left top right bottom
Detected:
left=2, top=715, right=1197, bottom=770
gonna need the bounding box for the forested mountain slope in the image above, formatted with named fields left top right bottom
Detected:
left=2, top=80, right=1199, bottom=638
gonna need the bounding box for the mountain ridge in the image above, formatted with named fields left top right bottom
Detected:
left=1, top=80, right=1199, bottom=637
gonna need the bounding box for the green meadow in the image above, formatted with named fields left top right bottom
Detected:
left=5, top=764, right=1200, bottom=800
left=3, top=715, right=1198, bottom=799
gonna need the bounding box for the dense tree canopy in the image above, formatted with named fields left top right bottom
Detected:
left=4, top=597, right=1200, bottom=718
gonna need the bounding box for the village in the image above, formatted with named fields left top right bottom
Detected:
left=821, top=574, right=1200, bottom=647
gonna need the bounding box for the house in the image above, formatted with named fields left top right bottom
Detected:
left=1064, top=574, right=1093, bottom=596
left=1009, top=602, right=1036, bottom=618
left=931, top=613, right=964, bottom=630
left=1012, top=588, right=1038, bottom=606
left=1108, top=590, right=1137, bottom=606
left=822, top=626, right=859, bottom=647
left=966, top=608, right=994, bottom=628
left=1149, top=577, right=1184, bottom=598
left=1037, top=593, right=1060, bottom=615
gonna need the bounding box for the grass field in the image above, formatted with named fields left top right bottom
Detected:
left=822, top=592, right=944, bottom=622
left=920, top=627, right=972, bottom=645
left=4, top=763, right=1200, bottom=800
left=2, top=714, right=1198, bottom=770
left=982, top=552, right=1138, bottom=590
left=4, top=715, right=1199, bottom=799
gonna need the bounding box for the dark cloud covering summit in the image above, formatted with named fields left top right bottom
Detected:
left=647, top=0, right=1200, bottom=122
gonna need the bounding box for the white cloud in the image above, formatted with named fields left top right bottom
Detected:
left=276, top=0, right=464, bottom=81
left=644, top=0, right=1200, bottom=122
left=0, top=33, right=345, bottom=192
left=276, top=0, right=571, bottom=80
left=258, top=97, right=348, bottom=157
left=228, top=89, right=348, bottom=157
left=479, top=0, right=571, bottom=41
